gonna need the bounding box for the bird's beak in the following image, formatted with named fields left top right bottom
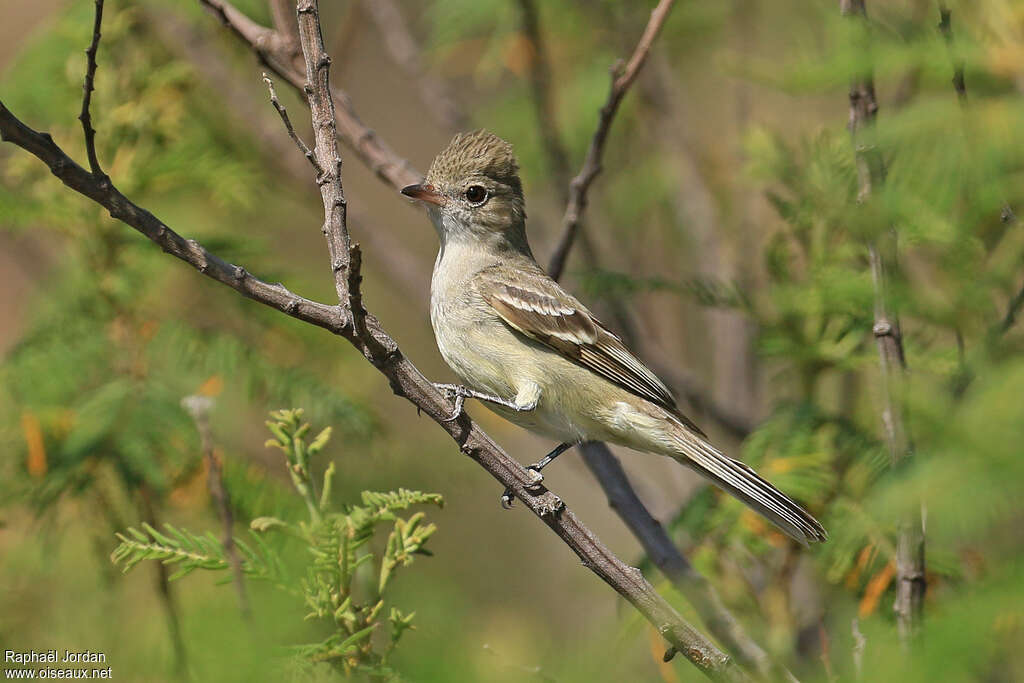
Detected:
left=400, top=183, right=445, bottom=206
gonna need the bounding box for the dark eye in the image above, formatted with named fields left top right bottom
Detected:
left=464, top=185, right=488, bottom=205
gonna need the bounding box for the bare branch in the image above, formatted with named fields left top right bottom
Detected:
left=79, top=0, right=105, bottom=177
left=181, top=395, right=250, bottom=617
left=262, top=72, right=322, bottom=177
left=548, top=0, right=676, bottom=280
left=581, top=442, right=789, bottom=680
left=0, top=103, right=346, bottom=333
left=199, top=0, right=421, bottom=190
left=361, top=0, right=467, bottom=130
left=841, top=0, right=925, bottom=642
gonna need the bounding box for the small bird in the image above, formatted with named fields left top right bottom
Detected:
left=401, top=130, right=826, bottom=544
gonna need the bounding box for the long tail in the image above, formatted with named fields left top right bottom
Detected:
left=670, top=428, right=828, bottom=544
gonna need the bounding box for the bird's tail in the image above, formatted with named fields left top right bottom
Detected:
left=669, top=427, right=828, bottom=544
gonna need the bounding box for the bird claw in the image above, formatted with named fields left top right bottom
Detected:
left=434, top=383, right=468, bottom=422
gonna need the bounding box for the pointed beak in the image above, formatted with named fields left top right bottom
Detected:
left=400, top=183, right=445, bottom=207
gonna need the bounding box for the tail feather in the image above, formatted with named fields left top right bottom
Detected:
left=672, top=432, right=828, bottom=544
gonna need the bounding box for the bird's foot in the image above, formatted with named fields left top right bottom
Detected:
left=434, top=383, right=534, bottom=421
left=433, top=383, right=469, bottom=422
left=500, top=443, right=573, bottom=508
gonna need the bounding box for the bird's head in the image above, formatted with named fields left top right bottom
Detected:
left=402, top=130, right=529, bottom=251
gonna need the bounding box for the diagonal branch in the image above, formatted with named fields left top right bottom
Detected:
left=581, top=442, right=787, bottom=679
left=263, top=73, right=322, bottom=177
left=548, top=0, right=676, bottom=280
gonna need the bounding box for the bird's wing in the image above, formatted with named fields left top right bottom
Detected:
left=474, top=265, right=704, bottom=435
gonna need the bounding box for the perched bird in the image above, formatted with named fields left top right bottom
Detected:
left=401, top=130, right=826, bottom=544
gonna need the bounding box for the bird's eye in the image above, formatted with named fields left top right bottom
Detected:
left=464, top=185, right=488, bottom=205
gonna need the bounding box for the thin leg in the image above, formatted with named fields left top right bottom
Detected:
left=434, top=383, right=538, bottom=422
left=501, top=442, right=573, bottom=509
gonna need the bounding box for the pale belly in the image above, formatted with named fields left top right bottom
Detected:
left=430, top=298, right=677, bottom=451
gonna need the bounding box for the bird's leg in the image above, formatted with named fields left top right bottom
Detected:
left=433, top=383, right=538, bottom=422
left=500, top=442, right=573, bottom=509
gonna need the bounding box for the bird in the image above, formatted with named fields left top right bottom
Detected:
left=400, top=130, right=827, bottom=544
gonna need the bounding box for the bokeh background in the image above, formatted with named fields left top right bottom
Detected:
left=2, top=0, right=1023, bottom=681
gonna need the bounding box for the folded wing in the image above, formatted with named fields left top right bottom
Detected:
left=473, top=265, right=706, bottom=437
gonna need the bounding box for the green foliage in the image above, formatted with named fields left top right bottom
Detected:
left=112, top=410, right=443, bottom=679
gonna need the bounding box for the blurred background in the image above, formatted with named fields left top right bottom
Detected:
left=1, top=0, right=1023, bottom=681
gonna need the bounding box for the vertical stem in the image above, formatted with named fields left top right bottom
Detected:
left=841, top=0, right=925, bottom=643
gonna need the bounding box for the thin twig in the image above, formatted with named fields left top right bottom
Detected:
left=78, top=0, right=105, bottom=177
left=262, top=72, right=323, bottom=177
left=361, top=0, right=466, bottom=130
left=548, top=0, right=676, bottom=280
left=181, top=395, right=250, bottom=617
left=199, top=0, right=421, bottom=190
left=841, top=0, right=925, bottom=643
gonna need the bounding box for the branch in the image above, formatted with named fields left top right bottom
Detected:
left=79, top=0, right=105, bottom=177
left=581, top=442, right=788, bottom=679
left=361, top=0, right=467, bottom=130
left=548, top=0, right=676, bottom=280
left=0, top=12, right=749, bottom=683
left=199, top=0, right=421, bottom=191
left=841, top=0, right=925, bottom=642
left=263, top=73, right=322, bottom=176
